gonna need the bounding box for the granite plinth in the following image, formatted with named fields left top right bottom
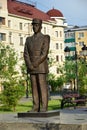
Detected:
left=0, top=108, right=87, bottom=130
left=18, top=110, right=60, bottom=118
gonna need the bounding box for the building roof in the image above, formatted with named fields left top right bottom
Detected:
left=7, top=0, right=52, bottom=22
left=65, top=25, right=87, bottom=32
left=47, top=8, right=63, bottom=17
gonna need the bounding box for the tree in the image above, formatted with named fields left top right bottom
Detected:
left=0, top=43, right=25, bottom=111
left=64, top=60, right=76, bottom=83
left=60, top=58, right=87, bottom=94
left=56, top=76, right=64, bottom=91
left=77, top=59, right=87, bottom=95
left=20, top=62, right=31, bottom=97
left=57, top=59, right=77, bottom=90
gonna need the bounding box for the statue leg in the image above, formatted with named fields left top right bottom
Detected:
left=30, top=74, right=39, bottom=112
left=38, top=74, right=48, bottom=112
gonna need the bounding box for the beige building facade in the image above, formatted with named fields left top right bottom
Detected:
left=75, top=27, right=87, bottom=56
left=65, top=26, right=87, bottom=56
left=0, top=0, right=67, bottom=77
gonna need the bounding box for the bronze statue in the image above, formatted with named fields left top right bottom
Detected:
left=24, top=18, right=50, bottom=112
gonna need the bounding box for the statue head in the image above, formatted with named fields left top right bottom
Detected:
left=32, top=18, right=42, bottom=34
left=32, top=18, right=42, bottom=25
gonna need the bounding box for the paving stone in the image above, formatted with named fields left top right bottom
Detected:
left=0, top=108, right=87, bottom=130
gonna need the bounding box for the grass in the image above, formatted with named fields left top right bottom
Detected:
left=0, top=99, right=61, bottom=113
left=48, top=99, right=61, bottom=110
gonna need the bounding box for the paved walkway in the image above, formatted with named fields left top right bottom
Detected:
left=0, top=108, right=87, bottom=124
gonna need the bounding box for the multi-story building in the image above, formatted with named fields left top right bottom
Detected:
left=75, top=26, right=87, bottom=56
left=64, top=26, right=87, bottom=90
left=64, top=26, right=87, bottom=57
left=0, top=0, right=67, bottom=78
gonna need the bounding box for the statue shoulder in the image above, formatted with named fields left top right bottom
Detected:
left=26, top=36, right=33, bottom=40
left=44, top=34, right=50, bottom=42
left=26, top=36, right=33, bottom=42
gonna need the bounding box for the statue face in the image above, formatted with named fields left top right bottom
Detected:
left=32, top=23, right=42, bottom=34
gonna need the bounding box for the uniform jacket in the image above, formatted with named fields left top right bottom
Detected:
left=24, top=32, right=50, bottom=74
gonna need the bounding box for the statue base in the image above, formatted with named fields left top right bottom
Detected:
left=18, top=110, right=60, bottom=118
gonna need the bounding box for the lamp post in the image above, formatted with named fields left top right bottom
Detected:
left=64, top=44, right=87, bottom=92
left=75, top=48, right=78, bottom=92
left=64, top=46, right=70, bottom=57
left=64, top=46, right=78, bottom=91
left=81, top=44, right=87, bottom=61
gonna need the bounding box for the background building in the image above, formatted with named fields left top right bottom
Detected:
left=64, top=26, right=87, bottom=57
left=0, top=0, right=67, bottom=76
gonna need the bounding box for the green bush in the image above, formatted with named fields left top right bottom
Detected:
left=1, top=79, right=25, bottom=111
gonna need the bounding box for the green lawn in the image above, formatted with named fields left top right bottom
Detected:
left=0, top=99, right=61, bottom=113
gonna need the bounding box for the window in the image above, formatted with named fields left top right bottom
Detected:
left=79, top=41, right=84, bottom=46
left=20, top=37, right=23, bottom=46
left=19, top=22, right=23, bottom=30
left=55, top=31, right=58, bottom=37
left=70, top=32, right=74, bottom=38
left=8, top=20, right=11, bottom=28
left=56, top=55, right=59, bottom=61
left=65, top=33, right=67, bottom=39
left=44, top=27, right=46, bottom=34
left=0, top=17, right=5, bottom=25
left=56, top=43, right=59, bottom=49
left=60, top=31, right=62, bottom=37
left=0, top=33, right=6, bottom=41
left=60, top=43, right=62, bottom=49
left=9, top=32, right=13, bottom=44
left=78, top=32, right=84, bottom=38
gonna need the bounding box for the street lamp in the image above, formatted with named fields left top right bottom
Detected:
left=81, top=44, right=87, bottom=61
left=64, top=46, right=78, bottom=91
left=64, top=46, right=70, bottom=57
left=64, top=44, right=87, bottom=92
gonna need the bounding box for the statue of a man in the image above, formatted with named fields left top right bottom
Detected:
left=24, top=18, right=50, bottom=112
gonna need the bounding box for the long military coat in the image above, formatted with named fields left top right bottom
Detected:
left=24, top=32, right=50, bottom=74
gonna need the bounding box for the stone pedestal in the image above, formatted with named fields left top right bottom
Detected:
left=0, top=108, right=87, bottom=130
left=18, top=110, right=60, bottom=118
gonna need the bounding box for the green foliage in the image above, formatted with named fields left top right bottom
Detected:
left=47, top=73, right=56, bottom=91
left=61, top=58, right=87, bottom=94
left=0, top=98, right=61, bottom=112
left=56, top=76, right=64, bottom=90
left=79, top=75, right=87, bottom=95
left=20, top=62, right=32, bottom=94
left=0, top=43, right=18, bottom=79
left=0, top=43, right=25, bottom=111
left=47, top=73, right=64, bottom=92
left=1, top=80, right=25, bottom=111
left=20, top=62, right=27, bottom=78
left=48, top=50, right=56, bottom=67
left=64, top=60, right=76, bottom=82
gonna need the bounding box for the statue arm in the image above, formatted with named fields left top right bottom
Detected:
left=24, top=38, right=34, bottom=70
left=33, top=35, right=50, bottom=67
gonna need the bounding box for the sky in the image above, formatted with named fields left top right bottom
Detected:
left=19, top=0, right=87, bottom=26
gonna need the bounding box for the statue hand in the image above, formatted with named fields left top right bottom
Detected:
left=29, top=65, right=35, bottom=70
left=33, top=62, right=39, bottom=68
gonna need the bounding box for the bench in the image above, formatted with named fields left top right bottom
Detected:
left=61, top=91, right=87, bottom=109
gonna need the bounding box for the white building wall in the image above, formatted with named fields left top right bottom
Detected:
left=0, top=0, right=66, bottom=77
